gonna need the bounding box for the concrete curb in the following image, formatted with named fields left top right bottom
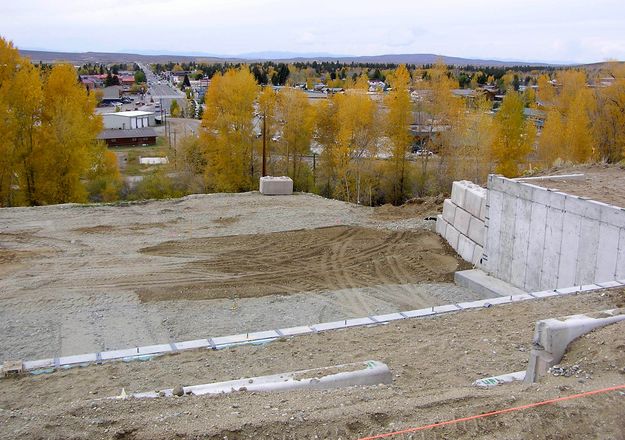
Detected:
left=2, top=281, right=624, bottom=376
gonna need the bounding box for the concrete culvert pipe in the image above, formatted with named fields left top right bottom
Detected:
left=119, top=360, right=392, bottom=399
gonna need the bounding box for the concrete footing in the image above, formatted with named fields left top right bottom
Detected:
left=455, top=269, right=528, bottom=297
left=260, top=176, right=293, bottom=195
left=127, top=360, right=392, bottom=398
left=525, top=308, right=625, bottom=383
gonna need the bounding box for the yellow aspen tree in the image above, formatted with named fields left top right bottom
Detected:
left=201, top=68, right=258, bottom=192
left=315, top=97, right=340, bottom=198
left=537, top=74, right=555, bottom=104
left=258, top=86, right=277, bottom=176
left=538, top=108, right=565, bottom=166
left=278, top=87, right=316, bottom=189
left=39, top=64, right=102, bottom=204
left=565, top=89, right=595, bottom=163
left=385, top=65, right=412, bottom=205
left=491, top=91, right=535, bottom=177
left=462, top=95, right=494, bottom=184
left=592, top=62, right=625, bottom=162
left=0, top=37, right=23, bottom=206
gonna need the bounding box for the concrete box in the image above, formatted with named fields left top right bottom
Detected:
left=442, top=199, right=456, bottom=224
left=451, top=181, right=468, bottom=207
left=464, top=186, right=486, bottom=218
left=453, top=206, right=472, bottom=236
left=260, top=176, right=293, bottom=195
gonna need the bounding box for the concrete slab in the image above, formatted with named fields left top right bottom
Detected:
left=468, top=216, right=485, bottom=246
left=100, top=348, right=141, bottom=361
left=138, top=344, right=173, bottom=355
left=595, top=280, right=624, bottom=288
left=540, top=206, right=564, bottom=290
left=524, top=203, right=548, bottom=292
left=600, top=204, right=625, bottom=228
left=530, top=290, right=559, bottom=298
left=211, top=334, right=250, bottom=347
left=617, top=229, right=625, bottom=279
left=594, top=224, right=620, bottom=283
left=564, top=196, right=602, bottom=221
left=246, top=330, right=280, bottom=341
left=576, top=217, right=600, bottom=285
left=455, top=269, right=528, bottom=297
left=464, top=186, right=486, bottom=218
left=58, top=353, right=98, bottom=366
left=510, top=198, right=533, bottom=289
left=432, top=304, right=462, bottom=314
left=23, top=358, right=54, bottom=370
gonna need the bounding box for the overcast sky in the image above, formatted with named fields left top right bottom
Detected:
left=2, top=0, right=625, bottom=63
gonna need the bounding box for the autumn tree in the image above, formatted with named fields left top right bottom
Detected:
left=593, top=62, right=625, bottom=162
left=491, top=91, right=535, bottom=177
left=277, top=88, right=316, bottom=190
left=201, top=67, right=258, bottom=192
left=384, top=65, right=412, bottom=205
left=258, top=86, right=277, bottom=176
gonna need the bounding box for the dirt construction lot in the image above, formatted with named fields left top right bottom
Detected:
left=0, top=192, right=476, bottom=361
left=1, top=289, right=623, bottom=439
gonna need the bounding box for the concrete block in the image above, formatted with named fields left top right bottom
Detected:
left=435, top=215, right=447, bottom=237
left=211, top=334, right=249, bottom=347
left=451, top=181, right=468, bottom=207
left=557, top=213, right=582, bottom=288
left=509, top=293, right=536, bottom=302
left=176, top=339, right=210, bottom=350
left=510, top=198, right=533, bottom=289
left=311, top=321, right=349, bottom=332
left=58, top=353, right=97, bottom=366
left=468, top=217, right=485, bottom=246
left=101, top=348, right=140, bottom=361
left=464, top=187, right=486, bottom=218
left=564, top=195, right=601, bottom=221
left=371, top=313, right=405, bottom=322
left=530, top=290, right=559, bottom=298
left=279, top=326, right=314, bottom=337
left=138, top=344, right=173, bottom=355
left=454, top=269, right=528, bottom=297
left=525, top=309, right=625, bottom=382
left=457, top=234, right=476, bottom=263
left=472, top=244, right=484, bottom=266
left=444, top=223, right=460, bottom=250
left=453, top=206, right=472, bottom=235
left=442, top=199, right=456, bottom=224
left=23, top=358, right=54, bottom=370
left=600, top=204, right=625, bottom=228
left=432, top=304, right=462, bottom=314
left=555, top=286, right=582, bottom=295
left=246, top=330, right=280, bottom=341
left=402, top=308, right=435, bottom=318
left=575, top=217, right=600, bottom=285
left=259, top=176, right=293, bottom=195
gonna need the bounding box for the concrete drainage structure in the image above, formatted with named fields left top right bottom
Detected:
left=474, top=308, right=625, bottom=387
left=260, top=176, right=293, bottom=195
left=525, top=308, right=625, bottom=383
left=122, top=360, right=392, bottom=399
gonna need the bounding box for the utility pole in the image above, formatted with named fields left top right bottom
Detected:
left=262, top=110, right=267, bottom=177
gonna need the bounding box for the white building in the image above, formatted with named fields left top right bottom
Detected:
left=102, top=111, right=156, bottom=130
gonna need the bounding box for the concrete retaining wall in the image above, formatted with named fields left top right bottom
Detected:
left=483, top=175, right=625, bottom=291
left=436, top=181, right=486, bottom=266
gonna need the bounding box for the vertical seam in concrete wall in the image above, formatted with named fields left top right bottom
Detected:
left=616, top=230, right=624, bottom=280
left=522, top=200, right=535, bottom=291
left=572, top=215, right=584, bottom=286
left=554, top=208, right=565, bottom=288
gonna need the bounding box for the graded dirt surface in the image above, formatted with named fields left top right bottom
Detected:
left=138, top=226, right=459, bottom=301
left=528, top=164, right=625, bottom=207
left=0, top=192, right=479, bottom=362
left=1, top=288, right=623, bottom=439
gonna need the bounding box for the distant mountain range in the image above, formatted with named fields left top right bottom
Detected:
left=19, top=49, right=564, bottom=67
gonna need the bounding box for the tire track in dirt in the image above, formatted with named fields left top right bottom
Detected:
left=136, top=226, right=463, bottom=302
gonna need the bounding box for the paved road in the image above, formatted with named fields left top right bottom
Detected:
left=137, top=63, right=186, bottom=115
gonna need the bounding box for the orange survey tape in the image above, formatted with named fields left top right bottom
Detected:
left=358, top=384, right=625, bottom=440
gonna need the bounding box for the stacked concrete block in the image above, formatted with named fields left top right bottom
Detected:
left=485, top=175, right=625, bottom=292
left=259, top=176, right=293, bottom=195
left=436, top=181, right=487, bottom=266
